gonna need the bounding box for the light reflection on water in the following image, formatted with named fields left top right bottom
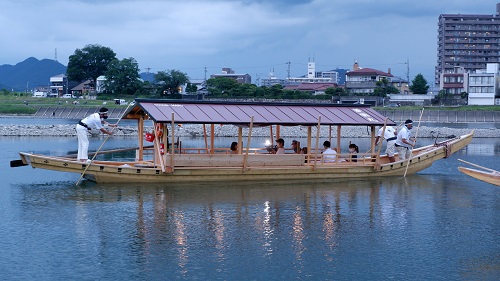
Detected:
left=1, top=136, right=500, bottom=280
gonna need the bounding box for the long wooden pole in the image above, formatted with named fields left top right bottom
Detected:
left=203, top=124, right=208, bottom=152
left=403, top=108, right=424, bottom=177
left=76, top=102, right=133, bottom=186
left=154, top=123, right=166, bottom=173
left=458, top=159, right=498, bottom=173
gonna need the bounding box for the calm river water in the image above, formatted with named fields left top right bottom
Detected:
left=1, top=120, right=499, bottom=280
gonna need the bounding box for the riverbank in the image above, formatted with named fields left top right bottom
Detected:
left=0, top=124, right=497, bottom=138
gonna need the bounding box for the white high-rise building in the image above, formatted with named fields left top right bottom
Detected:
left=468, top=63, right=500, bottom=105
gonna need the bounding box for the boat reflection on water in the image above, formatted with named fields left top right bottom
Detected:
left=53, top=177, right=441, bottom=245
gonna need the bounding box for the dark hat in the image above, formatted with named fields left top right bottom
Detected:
left=405, top=119, right=413, bottom=125
left=99, top=107, right=109, bottom=114
left=275, top=138, right=284, bottom=144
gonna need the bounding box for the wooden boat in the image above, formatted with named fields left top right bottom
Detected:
left=12, top=99, right=474, bottom=184
left=458, top=159, right=500, bottom=186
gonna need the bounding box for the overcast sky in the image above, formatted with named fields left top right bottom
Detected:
left=0, top=0, right=497, bottom=85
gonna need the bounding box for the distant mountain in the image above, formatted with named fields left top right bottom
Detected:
left=0, top=57, right=157, bottom=92
left=0, top=57, right=67, bottom=91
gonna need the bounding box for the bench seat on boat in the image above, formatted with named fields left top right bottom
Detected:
left=163, top=154, right=306, bottom=167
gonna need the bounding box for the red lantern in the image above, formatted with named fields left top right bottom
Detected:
left=145, top=132, right=155, bottom=142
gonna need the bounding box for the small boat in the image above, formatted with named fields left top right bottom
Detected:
left=458, top=159, right=500, bottom=186
left=12, top=99, right=474, bottom=184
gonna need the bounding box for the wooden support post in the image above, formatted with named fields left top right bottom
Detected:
left=138, top=116, right=144, bottom=161
left=238, top=127, right=243, bottom=154
left=243, top=116, right=254, bottom=170
left=170, top=113, right=175, bottom=171
left=210, top=124, right=215, bottom=154
left=336, top=125, right=341, bottom=163
left=314, top=116, right=321, bottom=170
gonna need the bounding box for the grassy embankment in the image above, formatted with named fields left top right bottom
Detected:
left=0, top=93, right=499, bottom=114
left=0, top=94, right=130, bottom=115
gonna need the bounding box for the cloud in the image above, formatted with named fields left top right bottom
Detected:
left=0, top=0, right=497, bottom=83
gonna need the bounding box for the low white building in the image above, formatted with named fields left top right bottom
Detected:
left=468, top=63, right=500, bottom=105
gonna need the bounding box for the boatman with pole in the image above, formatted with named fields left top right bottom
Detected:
left=375, top=125, right=397, bottom=163
left=76, top=107, right=117, bottom=163
left=395, top=119, right=415, bottom=161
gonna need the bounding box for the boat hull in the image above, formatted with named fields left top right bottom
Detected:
left=17, top=132, right=474, bottom=184
left=458, top=167, right=500, bottom=186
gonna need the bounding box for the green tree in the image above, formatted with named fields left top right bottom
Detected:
left=409, top=73, right=429, bottom=95
left=102, top=58, right=142, bottom=96
left=155, top=70, right=189, bottom=95
left=185, top=83, right=198, bottom=94
left=268, top=84, right=284, bottom=98
left=67, top=44, right=117, bottom=90
left=233, top=83, right=257, bottom=97
left=325, top=87, right=347, bottom=96
left=206, top=77, right=239, bottom=96
left=373, top=77, right=399, bottom=97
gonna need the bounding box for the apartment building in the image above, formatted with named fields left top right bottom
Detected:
left=436, top=3, right=500, bottom=86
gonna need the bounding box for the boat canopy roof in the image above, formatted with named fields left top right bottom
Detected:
left=124, top=99, right=395, bottom=126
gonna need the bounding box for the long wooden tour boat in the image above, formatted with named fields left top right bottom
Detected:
left=12, top=99, right=474, bottom=184
left=458, top=159, right=500, bottom=186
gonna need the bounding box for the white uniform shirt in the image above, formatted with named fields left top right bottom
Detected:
left=377, top=126, right=396, bottom=141
left=396, top=125, right=412, bottom=148
left=81, top=113, right=104, bottom=130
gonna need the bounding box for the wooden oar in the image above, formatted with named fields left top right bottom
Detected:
left=76, top=102, right=133, bottom=186
left=403, top=108, right=424, bottom=178
left=458, top=159, right=498, bottom=173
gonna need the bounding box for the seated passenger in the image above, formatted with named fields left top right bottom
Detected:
left=275, top=138, right=285, bottom=154
left=301, top=147, right=308, bottom=163
left=322, top=140, right=337, bottom=162
left=347, top=143, right=359, bottom=162
left=291, top=140, right=300, bottom=154
left=229, top=141, right=238, bottom=154
left=301, top=147, right=308, bottom=154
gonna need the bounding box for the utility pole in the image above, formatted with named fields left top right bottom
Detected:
left=406, top=58, right=410, bottom=87
left=286, top=61, right=291, bottom=79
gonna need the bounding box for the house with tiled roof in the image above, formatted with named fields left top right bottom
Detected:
left=345, top=62, right=394, bottom=95
left=283, top=82, right=338, bottom=95
left=70, top=80, right=94, bottom=98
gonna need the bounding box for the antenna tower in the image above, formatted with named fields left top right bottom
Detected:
left=54, top=48, right=58, bottom=62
